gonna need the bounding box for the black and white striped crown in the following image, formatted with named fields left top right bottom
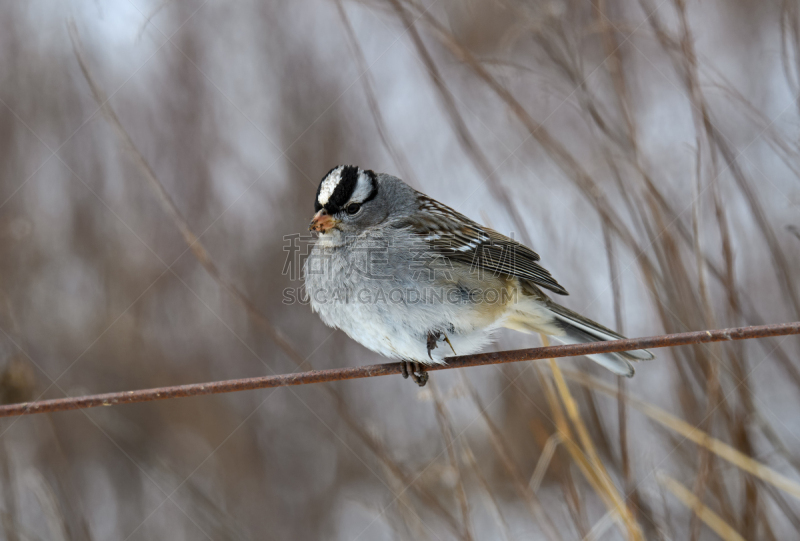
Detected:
left=315, top=165, right=378, bottom=213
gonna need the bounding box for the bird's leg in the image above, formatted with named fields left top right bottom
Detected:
left=400, top=361, right=410, bottom=380
left=427, top=329, right=456, bottom=358
left=427, top=330, right=441, bottom=360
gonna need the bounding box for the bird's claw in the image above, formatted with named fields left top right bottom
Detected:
left=400, top=360, right=428, bottom=387
left=427, top=330, right=456, bottom=359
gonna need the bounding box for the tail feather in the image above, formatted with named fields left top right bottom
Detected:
left=550, top=321, right=636, bottom=377
left=546, top=301, right=654, bottom=377
left=503, top=296, right=654, bottom=377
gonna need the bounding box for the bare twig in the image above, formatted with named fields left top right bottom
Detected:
left=0, top=322, right=797, bottom=418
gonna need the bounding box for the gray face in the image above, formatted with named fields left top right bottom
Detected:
left=314, top=165, right=391, bottom=234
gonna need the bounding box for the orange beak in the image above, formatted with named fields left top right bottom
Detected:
left=308, top=209, right=339, bottom=233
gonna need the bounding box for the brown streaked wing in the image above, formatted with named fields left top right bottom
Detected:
left=404, top=194, right=569, bottom=295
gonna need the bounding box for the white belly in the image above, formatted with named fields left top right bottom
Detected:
left=304, top=233, right=516, bottom=364
left=306, top=282, right=502, bottom=364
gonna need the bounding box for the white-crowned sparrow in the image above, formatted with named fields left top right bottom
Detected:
left=304, top=165, right=653, bottom=386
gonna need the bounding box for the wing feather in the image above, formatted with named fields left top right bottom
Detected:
left=397, top=194, right=569, bottom=295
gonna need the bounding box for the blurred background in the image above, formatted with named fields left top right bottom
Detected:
left=1, top=0, right=799, bottom=539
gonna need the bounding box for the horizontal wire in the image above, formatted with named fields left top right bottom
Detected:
left=2, top=322, right=798, bottom=418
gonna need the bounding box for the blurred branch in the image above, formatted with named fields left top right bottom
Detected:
left=403, top=1, right=800, bottom=395
left=643, top=0, right=800, bottom=318
left=334, top=0, right=420, bottom=187
left=386, top=0, right=537, bottom=248
left=69, top=21, right=307, bottom=370
left=1, top=322, right=797, bottom=418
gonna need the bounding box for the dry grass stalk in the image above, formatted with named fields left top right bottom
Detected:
left=526, top=398, right=591, bottom=536
left=460, top=441, right=514, bottom=541
left=529, top=433, right=561, bottom=493
left=542, top=334, right=644, bottom=540
left=535, top=363, right=636, bottom=538
left=429, top=380, right=474, bottom=541
left=563, top=369, right=800, bottom=500
left=459, top=372, right=563, bottom=541
left=658, top=472, right=746, bottom=541
left=583, top=510, right=623, bottom=541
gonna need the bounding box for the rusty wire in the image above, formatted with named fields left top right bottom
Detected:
left=2, top=322, right=798, bottom=418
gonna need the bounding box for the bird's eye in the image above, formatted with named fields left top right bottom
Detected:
left=346, top=203, right=362, bottom=215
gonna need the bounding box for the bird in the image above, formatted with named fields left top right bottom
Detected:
left=303, top=165, right=653, bottom=386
